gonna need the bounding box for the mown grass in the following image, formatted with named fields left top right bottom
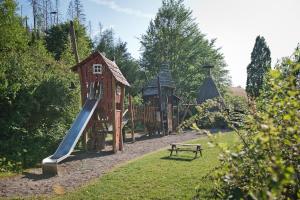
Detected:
left=53, top=132, right=238, bottom=200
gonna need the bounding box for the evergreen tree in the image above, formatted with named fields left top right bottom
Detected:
left=140, top=0, right=230, bottom=102
left=68, top=0, right=85, bottom=23
left=44, top=20, right=91, bottom=61
left=67, top=0, right=74, bottom=20
left=246, top=36, right=271, bottom=98
left=74, top=0, right=85, bottom=23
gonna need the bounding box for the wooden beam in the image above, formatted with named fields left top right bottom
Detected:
left=128, top=95, right=135, bottom=142
left=112, top=78, right=117, bottom=153
left=157, top=76, right=164, bottom=135
left=69, top=20, right=80, bottom=64
left=119, top=86, right=125, bottom=151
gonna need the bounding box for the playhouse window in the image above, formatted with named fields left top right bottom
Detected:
left=93, top=64, right=102, bottom=74
left=116, top=85, right=121, bottom=95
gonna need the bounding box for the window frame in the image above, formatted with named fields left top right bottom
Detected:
left=93, top=64, right=103, bottom=74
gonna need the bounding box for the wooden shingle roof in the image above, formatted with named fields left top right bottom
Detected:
left=71, top=51, right=130, bottom=86
left=197, top=77, right=221, bottom=104
left=143, top=64, right=175, bottom=97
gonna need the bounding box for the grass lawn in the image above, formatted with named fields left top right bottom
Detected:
left=54, top=132, right=238, bottom=200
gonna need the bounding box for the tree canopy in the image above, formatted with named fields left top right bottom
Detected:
left=44, top=20, right=91, bottom=61
left=140, top=0, right=230, bottom=102
left=246, top=36, right=271, bottom=98
left=0, top=0, right=82, bottom=171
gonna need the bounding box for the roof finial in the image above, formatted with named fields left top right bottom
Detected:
left=203, top=64, right=214, bottom=77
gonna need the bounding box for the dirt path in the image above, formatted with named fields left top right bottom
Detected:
left=0, top=131, right=202, bottom=198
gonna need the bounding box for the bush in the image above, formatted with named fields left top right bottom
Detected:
left=0, top=41, right=81, bottom=171
left=179, top=98, right=228, bottom=130
left=224, top=94, right=249, bottom=128
left=195, top=49, right=300, bottom=199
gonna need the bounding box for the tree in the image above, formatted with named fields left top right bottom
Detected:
left=0, top=0, right=81, bottom=171
left=246, top=36, right=271, bottom=98
left=68, top=0, right=85, bottom=23
left=44, top=20, right=91, bottom=61
left=140, top=0, right=230, bottom=102
left=0, top=0, right=28, bottom=51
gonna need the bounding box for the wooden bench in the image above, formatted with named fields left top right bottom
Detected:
left=169, top=143, right=203, bottom=159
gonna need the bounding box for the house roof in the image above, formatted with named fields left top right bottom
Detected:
left=71, top=51, right=130, bottom=86
left=197, top=77, right=222, bottom=104
left=143, top=64, right=175, bottom=97
left=228, top=86, right=247, bottom=99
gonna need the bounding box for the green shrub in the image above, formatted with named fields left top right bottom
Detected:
left=195, top=48, right=300, bottom=199
left=179, top=98, right=228, bottom=130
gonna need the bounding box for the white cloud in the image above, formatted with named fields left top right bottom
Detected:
left=90, top=0, right=154, bottom=19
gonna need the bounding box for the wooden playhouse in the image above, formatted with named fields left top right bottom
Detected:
left=71, top=51, right=130, bottom=153
left=128, top=64, right=180, bottom=136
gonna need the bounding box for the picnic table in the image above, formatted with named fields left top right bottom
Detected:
left=169, top=143, right=203, bottom=158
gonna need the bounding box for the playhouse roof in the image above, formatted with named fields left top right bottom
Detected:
left=197, top=77, right=222, bottom=104
left=71, top=51, right=130, bottom=86
left=143, top=65, right=175, bottom=97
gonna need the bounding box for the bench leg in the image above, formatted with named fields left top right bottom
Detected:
left=200, top=149, right=202, bottom=157
left=170, top=149, right=173, bottom=156
left=194, top=151, right=198, bottom=159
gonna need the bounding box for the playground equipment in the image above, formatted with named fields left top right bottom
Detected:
left=42, top=52, right=129, bottom=175
left=128, top=64, right=180, bottom=137
left=197, top=64, right=224, bottom=105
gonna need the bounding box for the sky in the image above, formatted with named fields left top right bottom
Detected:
left=18, top=0, right=300, bottom=87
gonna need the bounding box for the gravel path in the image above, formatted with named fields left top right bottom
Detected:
left=0, top=131, right=201, bottom=198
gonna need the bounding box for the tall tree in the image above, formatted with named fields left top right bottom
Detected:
left=67, top=0, right=74, bottom=20
left=68, top=0, right=85, bottom=23
left=246, top=36, right=271, bottom=98
left=44, top=20, right=91, bottom=60
left=140, top=0, right=230, bottom=102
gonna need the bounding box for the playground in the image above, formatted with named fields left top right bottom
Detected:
left=1, top=0, right=299, bottom=199
left=0, top=131, right=205, bottom=198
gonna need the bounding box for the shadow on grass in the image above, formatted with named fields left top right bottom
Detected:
left=160, top=156, right=196, bottom=162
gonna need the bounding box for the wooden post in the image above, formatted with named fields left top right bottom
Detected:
left=143, top=105, right=147, bottom=135
left=119, top=86, right=125, bottom=151
left=112, top=78, right=117, bottom=153
left=70, top=20, right=80, bottom=64
left=181, top=102, right=190, bottom=122
left=177, top=104, right=180, bottom=129
left=157, top=76, right=164, bottom=135
left=128, top=95, right=135, bottom=142
left=70, top=20, right=89, bottom=150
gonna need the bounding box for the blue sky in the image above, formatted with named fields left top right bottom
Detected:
left=17, top=0, right=300, bottom=87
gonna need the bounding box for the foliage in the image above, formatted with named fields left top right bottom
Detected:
left=246, top=36, right=271, bottom=98
left=179, top=99, right=228, bottom=130
left=0, top=0, right=82, bottom=171
left=224, top=93, right=249, bottom=127
left=54, top=132, right=237, bottom=200
left=197, top=49, right=300, bottom=199
left=0, top=0, right=28, bottom=52
left=44, top=20, right=91, bottom=61
left=95, top=29, right=145, bottom=96
left=140, top=0, right=230, bottom=102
